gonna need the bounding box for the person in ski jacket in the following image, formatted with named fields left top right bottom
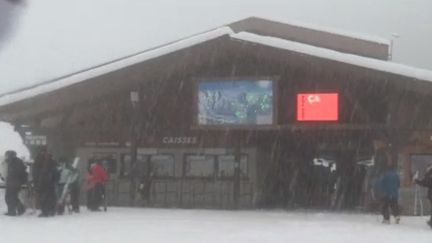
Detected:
left=3, top=150, right=27, bottom=216
left=57, top=159, right=80, bottom=214
left=371, top=138, right=392, bottom=205
left=372, top=139, right=392, bottom=178
left=86, top=161, right=108, bottom=211
left=379, top=164, right=400, bottom=224
left=33, top=148, right=59, bottom=217
left=414, top=165, right=432, bottom=227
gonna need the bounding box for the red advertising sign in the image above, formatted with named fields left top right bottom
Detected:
left=297, top=93, right=339, bottom=121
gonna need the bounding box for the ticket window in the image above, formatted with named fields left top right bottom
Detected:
left=217, top=155, right=248, bottom=179
left=150, top=155, right=175, bottom=178
left=184, top=155, right=216, bottom=178
left=120, top=154, right=148, bottom=179
left=411, top=154, right=432, bottom=179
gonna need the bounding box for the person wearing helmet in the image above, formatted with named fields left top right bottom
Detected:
left=414, top=165, right=432, bottom=228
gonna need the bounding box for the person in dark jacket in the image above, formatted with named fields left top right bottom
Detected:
left=380, top=164, right=400, bottom=224
left=3, top=150, right=27, bottom=216
left=414, top=165, right=432, bottom=227
left=373, top=139, right=391, bottom=178
left=33, top=148, right=59, bottom=217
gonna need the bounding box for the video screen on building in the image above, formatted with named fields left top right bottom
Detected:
left=198, top=80, right=274, bottom=125
left=297, top=93, right=339, bottom=121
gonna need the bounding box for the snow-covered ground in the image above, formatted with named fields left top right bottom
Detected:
left=0, top=190, right=431, bottom=243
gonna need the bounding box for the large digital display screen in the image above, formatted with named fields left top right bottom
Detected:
left=198, top=80, right=273, bottom=125
left=297, top=93, right=338, bottom=121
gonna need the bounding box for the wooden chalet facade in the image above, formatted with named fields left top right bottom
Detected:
left=1, top=18, right=432, bottom=213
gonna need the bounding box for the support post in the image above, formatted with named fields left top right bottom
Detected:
left=129, top=90, right=141, bottom=206
left=233, top=132, right=242, bottom=209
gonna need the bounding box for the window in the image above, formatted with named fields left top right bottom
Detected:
left=120, top=154, right=148, bottom=178
left=217, top=155, right=248, bottom=178
left=150, top=155, right=175, bottom=177
left=185, top=155, right=215, bottom=178
left=411, top=154, right=432, bottom=178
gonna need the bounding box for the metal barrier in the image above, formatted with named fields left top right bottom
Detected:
left=105, top=179, right=255, bottom=209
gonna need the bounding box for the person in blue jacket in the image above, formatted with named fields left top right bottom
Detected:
left=380, top=164, right=400, bottom=224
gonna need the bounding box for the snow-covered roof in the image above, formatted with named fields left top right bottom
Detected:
left=1, top=21, right=432, bottom=109
left=231, top=32, right=432, bottom=82
left=0, top=27, right=233, bottom=107
left=235, top=16, right=391, bottom=46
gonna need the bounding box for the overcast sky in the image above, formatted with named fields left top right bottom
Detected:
left=0, top=0, right=431, bottom=158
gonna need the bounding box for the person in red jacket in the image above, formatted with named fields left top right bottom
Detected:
left=86, top=161, right=108, bottom=211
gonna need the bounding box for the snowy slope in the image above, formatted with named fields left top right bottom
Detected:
left=1, top=190, right=431, bottom=243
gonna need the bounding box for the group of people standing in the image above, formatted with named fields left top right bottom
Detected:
left=1, top=148, right=109, bottom=217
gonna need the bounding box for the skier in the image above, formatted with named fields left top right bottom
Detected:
left=3, top=150, right=27, bottom=216
left=86, top=161, right=108, bottom=211
left=57, top=159, right=80, bottom=214
left=372, top=139, right=392, bottom=178
left=379, top=163, right=400, bottom=224
left=33, top=148, right=59, bottom=217
left=370, top=138, right=392, bottom=209
left=414, top=165, right=432, bottom=227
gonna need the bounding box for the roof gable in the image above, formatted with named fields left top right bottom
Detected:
left=1, top=17, right=432, bottom=111
left=229, top=17, right=390, bottom=60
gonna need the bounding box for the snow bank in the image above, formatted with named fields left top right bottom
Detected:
left=0, top=188, right=431, bottom=243
left=0, top=122, right=29, bottom=159
left=231, top=32, right=432, bottom=83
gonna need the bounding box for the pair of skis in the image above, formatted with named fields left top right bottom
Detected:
left=57, top=157, right=80, bottom=212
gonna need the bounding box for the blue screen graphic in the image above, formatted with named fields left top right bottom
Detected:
left=198, top=80, right=273, bottom=125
